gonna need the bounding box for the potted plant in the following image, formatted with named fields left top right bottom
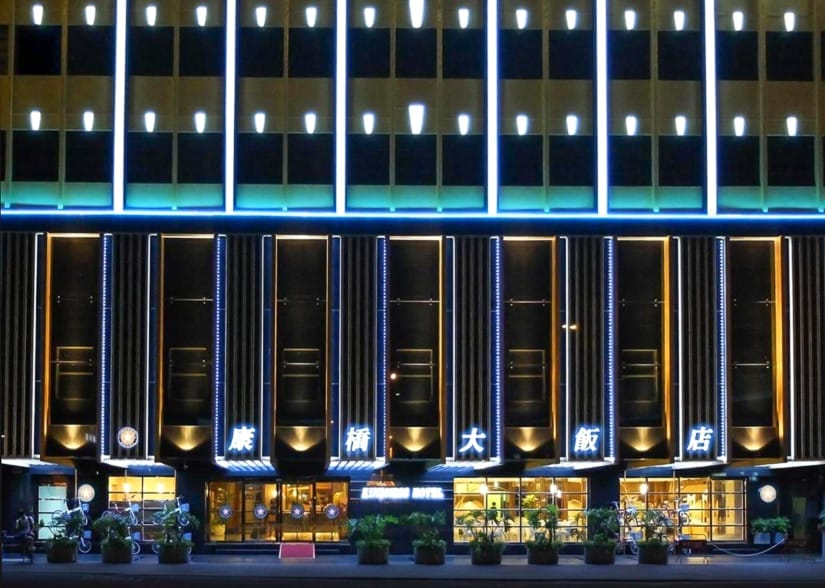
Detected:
left=580, top=507, right=619, bottom=565
left=636, top=509, right=672, bottom=565
left=153, top=501, right=199, bottom=564
left=769, top=516, right=791, bottom=544
left=403, top=511, right=446, bottom=565
left=457, top=508, right=509, bottom=565
left=92, top=512, right=133, bottom=563
left=751, top=517, right=772, bottom=545
left=347, top=514, right=398, bottom=564
left=46, top=510, right=84, bottom=563
left=525, top=503, right=562, bottom=565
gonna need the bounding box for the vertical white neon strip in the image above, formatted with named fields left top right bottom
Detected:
left=705, top=0, right=718, bottom=215
left=260, top=236, right=265, bottom=459
left=787, top=237, right=795, bottom=460
left=606, top=237, right=616, bottom=460
left=336, top=236, right=343, bottom=459
left=31, top=234, right=41, bottom=455
left=486, top=0, right=499, bottom=214
left=492, top=237, right=503, bottom=460
left=449, top=236, right=457, bottom=459
left=717, top=237, right=727, bottom=461
left=677, top=237, right=685, bottom=460
left=563, top=237, right=570, bottom=459
left=145, top=235, right=154, bottom=459
left=225, top=0, right=237, bottom=212
left=335, top=0, right=347, bottom=213
left=100, top=235, right=112, bottom=458
left=596, top=0, right=608, bottom=215
left=113, top=0, right=127, bottom=211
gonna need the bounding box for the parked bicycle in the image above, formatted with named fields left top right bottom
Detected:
left=51, top=498, right=92, bottom=553
left=52, top=497, right=88, bottom=527
left=152, top=496, right=190, bottom=528
left=151, top=496, right=192, bottom=556
left=103, top=498, right=141, bottom=555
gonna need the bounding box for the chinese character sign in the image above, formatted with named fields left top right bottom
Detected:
left=458, top=426, right=487, bottom=455
left=227, top=425, right=256, bottom=453
left=572, top=425, right=600, bottom=456
left=685, top=425, right=714, bottom=455
left=345, top=426, right=371, bottom=455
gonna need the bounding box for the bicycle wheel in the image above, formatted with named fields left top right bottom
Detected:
left=178, top=514, right=190, bottom=527
left=132, top=540, right=141, bottom=556
left=151, top=542, right=160, bottom=555
left=186, top=544, right=192, bottom=556
left=52, top=510, right=65, bottom=525
left=78, top=537, right=92, bottom=554
left=152, top=511, right=164, bottom=525
left=630, top=542, right=639, bottom=556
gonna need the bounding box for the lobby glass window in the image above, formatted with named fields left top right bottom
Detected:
left=108, top=476, right=176, bottom=542
left=767, top=137, right=815, bottom=187
left=237, top=133, right=284, bottom=184
left=12, top=132, right=59, bottom=181
left=37, top=482, right=68, bottom=540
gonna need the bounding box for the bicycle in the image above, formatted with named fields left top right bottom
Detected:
left=51, top=497, right=88, bottom=527
left=51, top=499, right=92, bottom=554
left=151, top=496, right=192, bottom=556
left=152, top=496, right=190, bottom=528
left=103, top=499, right=142, bottom=555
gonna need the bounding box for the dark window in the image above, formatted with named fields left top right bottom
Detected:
left=396, top=29, right=437, bottom=78
left=347, top=134, right=389, bottom=185
left=287, top=134, right=333, bottom=184
left=0, top=26, right=8, bottom=74
left=658, top=31, right=702, bottom=81
left=609, top=30, right=650, bottom=79
left=442, top=135, right=484, bottom=185
left=717, top=31, right=758, bottom=80
left=0, top=130, right=5, bottom=181
left=238, top=27, right=283, bottom=77
left=288, top=28, right=333, bottom=77
left=548, top=30, right=593, bottom=79
left=659, top=136, right=703, bottom=186
left=718, top=136, right=759, bottom=186
left=178, top=133, right=224, bottom=183
left=348, top=28, right=390, bottom=77
left=12, top=131, right=59, bottom=181
left=128, top=27, right=174, bottom=76
left=548, top=135, right=594, bottom=186
left=443, top=29, right=484, bottom=78
left=609, top=136, right=651, bottom=185
left=236, top=133, right=283, bottom=184
left=65, top=132, right=113, bottom=183
left=500, top=29, right=542, bottom=79
left=766, top=32, right=813, bottom=81
left=395, top=135, right=436, bottom=185
left=15, top=26, right=61, bottom=75
left=126, top=132, right=173, bottom=183
left=767, top=136, right=814, bottom=186
left=179, top=27, right=225, bottom=76
left=68, top=26, right=114, bottom=75
left=500, top=135, right=542, bottom=186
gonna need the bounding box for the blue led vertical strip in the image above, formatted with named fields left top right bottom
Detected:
left=605, top=237, right=616, bottom=460
left=716, top=237, right=728, bottom=460
left=330, top=236, right=341, bottom=457
left=334, top=0, right=347, bottom=213
left=486, top=0, right=499, bottom=214
left=376, top=237, right=388, bottom=459
left=99, top=234, right=113, bottom=457
left=596, top=0, right=609, bottom=215
left=704, top=0, right=718, bottom=215
left=445, top=237, right=454, bottom=457
left=261, top=235, right=273, bottom=458
left=112, top=0, right=127, bottom=211
left=214, top=235, right=227, bottom=458
left=491, top=237, right=503, bottom=461
left=224, top=0, right=237, bottom=212
left=147, top=235, right=159, bottom=457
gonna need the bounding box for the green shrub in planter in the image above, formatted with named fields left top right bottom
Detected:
left=153, top=500, right=200, bottom=564
left=347, top=514, right=398, bottom=565
left=580, top=507, right=619, bottom=565
left=403, top=511, right=446, bottom=565
left=46, top=510, right=84, bottom=563
left=751, top=517, right=772, bottom=545
left=636, top=509, right=672, bottom=565
left=457, top=508, right=509, bottom=566
left=525, top=503, right=561, bottom=565
left=93, top=512, right=134, bottom=564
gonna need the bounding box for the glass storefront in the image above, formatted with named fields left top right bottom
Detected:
left=108, top=476, right=177, bottom=542
left=453, top=477, right=589, bottom=543
left=206, top=480, right=349, bottom=543
left=618, top=477, right=746, bottom=542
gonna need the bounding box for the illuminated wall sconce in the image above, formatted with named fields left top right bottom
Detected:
left=566, top=9, right=577, bottom=31
left=254, top=112, right=266, bottom=134
left=515, top=8, right=528, bottom=30
left=640, top=482, right=649, bottom=495
left=566, top=114, right=578, bottom=136
left=786, top=115, right=798, bottom=137
left=457, top=113, right=470, bottom=136
left=673, top=9, right=685, bottom=31
left=196, top=5, right=208, bottom=27
left=758, top=484, right=777, bottom=503
left=516, top=114, right=529, bottom=136
left=784, top=11, right=795, bottom=32
left=146, top=4, right=157, bottom=27
left=85, top=5, right=96, bottom=26
left=733, top=115, right=745, bottom=137
left=408, top=104, right=425, bottom=135
left=194, top=111, right=206, bottom=134
left=409, top=0, right=425, bottom=29
left=306, top=6, right=318, bottom=28
left=624, top=9, right=636, bottom=31
left=30, top=109, right=42, bottom=131
left=83, top=110, right=95, bottom=132
left=674, top=115, right=687, bottom=136
left=732, top=10, right=744, bottom=32
left=362, top=112, right=375, bottom=135
left=144, top=111, right=156, bottom=133
left=625, top=114, right=638, bottom=136
left=458, top=7, right=470, bottom=30
left=304, top=112, right=317, bottom=134
left=363, top=6, right=376, bottom=28
left=255, top=6, right=267, bottom=28
left=32, top=3, right=44, bottom=25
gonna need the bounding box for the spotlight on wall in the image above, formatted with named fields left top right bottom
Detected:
left=196, top=5, right=207, bottom=27
left=786, top=115, right=798, bottom=137
left=566, top=9, right=577, bottom=31
left=30, top=110, right=42, bottom=131
left=784, top=11, right=795, bottom=32
left=146, top=4, right=157, bottom=27
left=624, top=9, right=637, bottom=31
left=194, top=111, right=206, bottom=134
left=758, top=484, right=777, bottom=504
left=458, top=7, right=470, bottom=30
left=83, top=110, right=95, bottom=132
left=515, top=8, right=528, bottom=30
left=254, top=112, right=266, bottom=134
left=516, top=114, right=529, bottom=136
left=457, top=113, right=470, bottom=136
left=304, top=112, right=317, bottom=134
left=409, top=0, right=425, bottom=29
left=675, top=115, right=687, bottom=136
left=306, top=6, right=318, bottom=28
left=673, top=9, right=685, bottom=31
left=32, top=3, right=44, bottom=25
left=408, top=104, right=425, bottom=135
left=363, top=6, right=376, bottom=28
left=255, top=6, right=267, bottom=28
left=733, top=115, right=746, bottom=137
left=362, top=112, right=375, bottom=135
left=625, top=115, right=638, bottom=136
left=144, top=111, right=156, bottom=133
left=85, top=5, right=96, bottom=26
left=732, top=10, right=744, bottom=32
left=566, top=114, right=578, bottom=136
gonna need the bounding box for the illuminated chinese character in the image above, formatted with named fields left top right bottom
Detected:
left=458, top=426, right=487, bottom=454
left=685, top=425, right=714, bottom=453
left=573, top=426, right=600, bottom=454
left=345, top=426, right=371, bottom=454
left=227, top=425, right=256, bottom=452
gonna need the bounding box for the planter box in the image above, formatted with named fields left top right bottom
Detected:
left=753, top=532, right=771, bottom=545
left=102, top=543, right=133, bottom=564
left=157, top=544, right=190, bottom=564
left=357, top=545, right=389, bottom=565
left=414, top=545, right=445, bottom=565
left=470, top=544, right=503, bottom=565
left=584, top=543, right=616, bottom=565
left=46, top=542, right=78, bottom=563
left=527, top=543, right=560, bottom=565
left=638, top=543, right=669, bottom=565
left=773, top=532, right=787, bottom=545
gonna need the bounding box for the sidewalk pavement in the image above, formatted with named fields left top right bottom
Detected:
left=1, top=552, right=823, bottom=588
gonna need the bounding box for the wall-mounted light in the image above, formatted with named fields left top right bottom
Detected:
left=194, top=111, right=206, bottom=134
left=304, top=112, right=317, bottom=134
left=784, top=11, right=795, bottom=32
left=362, top=112, right=375, bottom=135
left=458, top=7, right=470, bottom=30
left=565, top=9, right=577, bottom=31
left=32, top=3, right=44, bottom=25
left=146, top=4, right=157, bottom=27
left=516, top=114, right=528, bottom=136
left=408, top=104, right=425, bottom=135
left=673, top=9, right=685, bottom=31
left=457, top=113, right=470, bottom=136
left=675, top=115, right=687, bottom=136
left=640, top=482, right=649, bottom=495
left=566, top=114, right=578, bottom=136
left=305, top=6, right=318, bottom=28
left=786, top=115, right=798, bottom=137
left=409, top=0, right=425, bottom=29
left=144, top=111, right=156, bottom=133
left=196, top=5, right=207, bottom=27
left=254, top=112, right=266, bottom=134
left=363, top=6, right=376, bottom=28
left=83, top=110, right=95, bottom=132
left=30, top=109, right=42, bottom=131
left=625, top=115, right=638, bottom=136
left=515, top=8, right=528, bottom=30
left=255, top=6, right=267, bottom=28
left=733, top=115, right=745, bottom=137
left=732, top=10, right=744, bottom=32
left=85, top=5, right=96, bottom=26
left=758, top=484, right=777, bottom=504
left=624, top=9, right=636, bottom=31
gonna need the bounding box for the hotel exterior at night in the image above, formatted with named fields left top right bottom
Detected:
left=1, top=0, right=824, bottom=554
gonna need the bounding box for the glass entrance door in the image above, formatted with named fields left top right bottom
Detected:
left=281, top=483, right=313, bottom=541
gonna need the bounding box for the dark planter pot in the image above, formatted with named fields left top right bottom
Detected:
left=414, top=544, right=446, bottom=565
left=357, top=544, right=389, bottom=565
left=102, top=542, right=133, bottom=563
left=157, top=544, right=190, bottom=564
left=638, top=543, right=669, bottom=565
left=527, top=543, right=560, bottom=565
left=46, top=542, right=78, bottom=563
left=584, top=543, right=616, bottom=565
left=470, top=544, right=503, bottom=565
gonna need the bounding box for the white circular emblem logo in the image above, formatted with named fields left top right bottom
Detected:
left=117, top=426, right=139, bottom=449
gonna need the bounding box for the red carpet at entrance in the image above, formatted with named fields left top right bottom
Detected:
left=278, top=543, right=316, bottom=559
